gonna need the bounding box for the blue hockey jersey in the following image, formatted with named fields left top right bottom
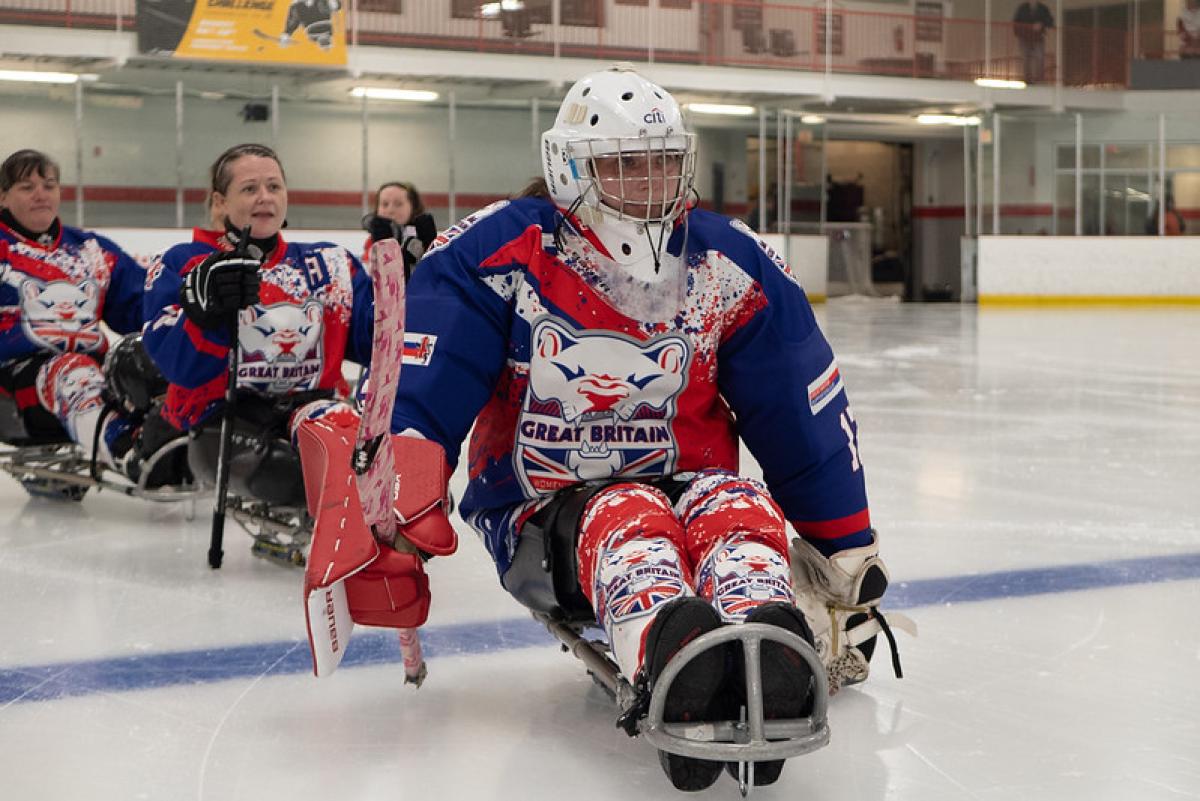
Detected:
left=392, top=198, right=871, bottom=576
left=142, top=228, right=374, bottom=430
left=0, top=220, right=144, bottom=367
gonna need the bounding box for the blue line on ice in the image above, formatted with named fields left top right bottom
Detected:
left=4, top=550, right=1200, bottom=705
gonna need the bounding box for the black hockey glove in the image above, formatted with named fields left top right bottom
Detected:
left=411, top=212, right=437, bottom=249
left=364, top=213, right=400, bottom=244
left=179, top=252, right=261, bottom=330
left=401, top=213, right=438, bottom=272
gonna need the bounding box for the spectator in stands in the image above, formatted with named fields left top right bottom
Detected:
left=1165, top=197, right=1187, bottom=235
left=1013, top=0, right=1055, bottom=83
left=1145, top=197, right=1187, bottom=235
left=1179, top=0, right=1200, bottom=59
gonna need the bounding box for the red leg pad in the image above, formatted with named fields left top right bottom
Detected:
left=677, top=471, right=790, bottom=566
left=296, top=418, right=379, bottom=592
left=575, top=483, right=688, bottom=607
left=344, top=548, right=431, bottom=629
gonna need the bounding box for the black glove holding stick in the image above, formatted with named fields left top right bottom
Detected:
left=179, top=231, right=263, bottom=330
left=203, top=226, right=258, bottom=570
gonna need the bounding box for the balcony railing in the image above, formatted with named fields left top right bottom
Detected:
left=0, top=0, right=130, bottom=30
left=0, top=0, right=1140, bottom=89
left=1135, top=25, right=1200, bottom=61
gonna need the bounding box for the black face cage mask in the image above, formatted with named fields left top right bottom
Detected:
left=576, top=135, right=697, bottom=225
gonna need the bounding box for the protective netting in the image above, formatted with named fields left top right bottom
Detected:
left=790, top=222, right=883, bottom=298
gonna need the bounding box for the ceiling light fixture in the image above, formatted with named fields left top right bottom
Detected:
left=974, top=78, right=1027, bottom=90
left=0, top=70, right=81, bottom=84
left=687, top=103, right=756, bottom=116
left=917, top=114, right=981, bottom=126
left=480, top=0, right=525, bottom=16
left=350, top=87, right=439, bottom=102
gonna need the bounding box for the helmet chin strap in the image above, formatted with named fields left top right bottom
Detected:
left=553, top=194, right=588, bottom=254
left=643, top=217, right=669, bottom=275
left=627, top=186, right=698, bottom=275
left=644, top=187, right=698, bottom=274
left=572, top=201, right=684, bottom=274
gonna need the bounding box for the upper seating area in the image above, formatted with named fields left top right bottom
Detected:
left=0, top=0, right=1172, bottom=90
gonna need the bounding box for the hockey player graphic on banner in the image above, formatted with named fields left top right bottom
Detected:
left=135, top=0, right=347, bottom=66
left=517, top=317, right=687, bottom=493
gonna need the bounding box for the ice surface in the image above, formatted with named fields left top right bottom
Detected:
left=2, top=302, right=1199, bottom=800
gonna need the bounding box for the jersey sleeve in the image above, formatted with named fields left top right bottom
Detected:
left=95, top=234, right=146, bottom=336
left=141, top=244, right=233, bottom=389
left=345, top=250, right=374, bottom=366
left=716, top=231, right=871, bottom=547
left=390, top=206, right=521, bottom=468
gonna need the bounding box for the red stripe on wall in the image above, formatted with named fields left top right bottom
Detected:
left=67, top=189, right=1197, bottom=225
left=61, top=187, right=207, bottom=203
left=696, top=200, right=751, bottom=216
left=55, top=186, right=759, bottom=217
left=913, top=204, right=1055, bottom=219
left=284, top=189, right=367, bottom=207
left=59, top=185, right=512, bottom=209
left=912, top=206, right=966, bottom=218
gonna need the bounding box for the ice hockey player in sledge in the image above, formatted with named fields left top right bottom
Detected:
left=142, top=143, right=374, bottom=512
left=0, top=148, right=188, bottom=490
left=376, top=65, right=898, bottom=791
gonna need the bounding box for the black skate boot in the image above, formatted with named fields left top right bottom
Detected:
left=640, top=596, right=728, bottom=792
left=725, top=602, right=817, bottom=787
left=123, top=412, right=192, bottom=490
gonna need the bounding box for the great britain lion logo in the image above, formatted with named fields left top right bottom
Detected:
left=17, top=278, right=104, bottom=352
left=515, top=316, right=690, bottom=492
left=236, top=301, right=325, bottom=393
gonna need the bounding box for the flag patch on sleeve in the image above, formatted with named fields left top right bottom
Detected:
left=807, top=359, right=844, bottom=415
left=402, top=333, right=438, bottom=366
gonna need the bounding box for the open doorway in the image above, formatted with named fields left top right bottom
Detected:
left=745, top=133, right=915, bottom=299
left=824, top=140, right=914, bottom=298
left=746, top=131, right=824, bottom=232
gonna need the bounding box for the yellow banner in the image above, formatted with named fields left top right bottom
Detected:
left=172, top=0, right=346, bottom=66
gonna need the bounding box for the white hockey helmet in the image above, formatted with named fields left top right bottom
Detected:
left=541, top=65, right=696, bottom=232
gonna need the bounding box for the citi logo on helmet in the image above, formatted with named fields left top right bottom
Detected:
left=643, top=108, right=666, bottom=124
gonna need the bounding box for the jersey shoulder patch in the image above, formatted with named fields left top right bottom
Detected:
left=426, top=200, right=512, bottom=257
left=727, top=218, right=804, bottom=290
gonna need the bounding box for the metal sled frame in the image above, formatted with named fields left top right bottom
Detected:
left=1, top=442, right=310, bottom=567
left=537, top=613, right=831, bottom=797
left=226, top=495, right=312, bottom=568
left=0, top=439, right=203, bottom=504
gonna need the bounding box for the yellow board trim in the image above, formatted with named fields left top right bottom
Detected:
left=807, top=294, right=827, bottom=304
left=978, top=295, right=1200, bottom=307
